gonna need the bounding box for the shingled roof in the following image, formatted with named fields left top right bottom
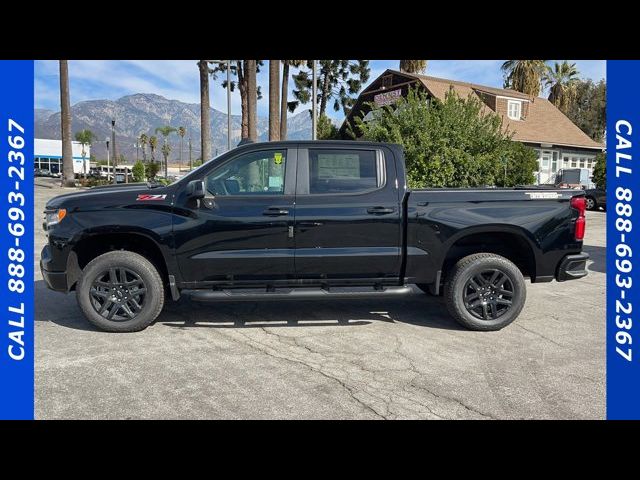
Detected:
left=356, top=69, right=603, bottom=150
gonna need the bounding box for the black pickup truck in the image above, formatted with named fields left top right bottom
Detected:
left=41, top=140, right=589, bottom=332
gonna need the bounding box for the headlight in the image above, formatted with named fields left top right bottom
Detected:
left=45, top=209, right=67, bottom=228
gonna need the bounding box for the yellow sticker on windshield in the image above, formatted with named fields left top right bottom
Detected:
left=274, top=152, right=283, bottom=165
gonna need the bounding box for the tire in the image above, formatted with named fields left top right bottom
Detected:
left=76, top=250, right=165, bottom=332
left=443, top=253, right=526, bottom=331
left=585, top=196, right=597, bottom=211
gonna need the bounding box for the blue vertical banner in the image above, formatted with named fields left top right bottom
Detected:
left=607, top=60, right=640, bottom=419
left=0, top=61, right=34, bottom=419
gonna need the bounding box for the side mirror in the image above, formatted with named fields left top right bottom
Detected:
left=186, top=179, right=205, bottom=200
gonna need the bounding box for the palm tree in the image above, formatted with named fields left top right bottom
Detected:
left=544, top=61, right=580, bottom=113
left=280, top=60, right=304, bottom=140
left=501, top=60, right=548, bottom=96
left=149, top=135, right=158, bottom=163
left=246, top=60, right=258, bottom=141
left=161, top=143, right=172, bottom=178
left=155, top=126, right=176, bottom=177
left=177, top=126, right=186, bottom=168
left=139, top=133, right=148, bottom=162
left=210, top=61, right=264, bottom=141
left=269, top=60, right=280, bottom=141
left=198, top=60, right=212, bottom=162
left=74, top=129, right=95, bottom=180
left=59, top=60, right=75, bottom=187
left=399, top=60, right=427, bottom=74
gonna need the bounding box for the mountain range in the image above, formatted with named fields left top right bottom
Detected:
left=34, top=93, right=316, bottom=161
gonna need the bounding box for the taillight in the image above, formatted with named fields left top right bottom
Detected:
left=570, top=196, right=586, bottom=241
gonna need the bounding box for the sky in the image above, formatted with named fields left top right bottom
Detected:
left=35, top=60, right=606, bottom=121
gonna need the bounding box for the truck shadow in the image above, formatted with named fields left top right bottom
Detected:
left=582, top=244, right=606, bottom=274
left=160, top=293, right=464, bottom=331
left=35, top=280, right=465, bottom=332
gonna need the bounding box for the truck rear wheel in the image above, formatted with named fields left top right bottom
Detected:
left=443, top=253, right=526, bottom=331
left=76, top=250, right=165, bottom=332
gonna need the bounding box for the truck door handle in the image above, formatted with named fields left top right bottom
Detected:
left=263, top=207, right=289, bottom=216
left=367, top=206, right=395, bottom=215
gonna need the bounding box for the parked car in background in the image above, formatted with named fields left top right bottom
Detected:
left=34, top=168, right=52, bottom=177
left=584, top=188, right=606, bottom=211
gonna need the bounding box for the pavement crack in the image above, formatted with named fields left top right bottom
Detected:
left=517, top=324, right=565, bottom=347
left=392, top=333, right=493, bottom=419
left=407, top=379, right=495, bottom=419
left=229, top=328, right=388, bottom=419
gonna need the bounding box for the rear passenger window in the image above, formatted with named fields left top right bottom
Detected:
left=308, top=149, right=383, bottom=194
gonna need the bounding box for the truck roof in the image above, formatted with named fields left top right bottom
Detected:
left=228, top=139, right=397, bottom=152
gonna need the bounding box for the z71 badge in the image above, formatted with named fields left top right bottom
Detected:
left=137, top=194, right=167, bottom=201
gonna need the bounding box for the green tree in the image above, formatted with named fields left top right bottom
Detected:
left=161, top=142, right=172, bottom=178
left=74, top=129, right=95, bottom=179
left=355, top=87, right=536, bottom=188
left=564, top=79, right=606, bottom=143
left=132, top=160, right=145, bottom=182
left=139, top=133, right=148, bottom=162
left=399, top=60, right=428, bottom=74
left=280, top=60, right=305, bottom=140
left=591, top=152, right=606, bottom=189
left=544, top=61, right=580, bottom=113
left=155, top=126, right=176, bottom=177
left=149, top=135, right=158, bottom=163
left=292, top=60, right=370, bottom=117
left=501, top=60, right=548, bottom=96
left=317, top=114, right=339, bottom=140
left=145, top=161, right=160, bottom=180
left=211, top=61, right=264, bottom=140
left=495, top=142, right=539, bottom=187
left=177, top=126, right=186, bottom=166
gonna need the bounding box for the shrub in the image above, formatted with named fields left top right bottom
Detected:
left=591, top=151, right=606, bottom=189
left=145, top=162, right=160, bottom=180
left=132, top=161, right=145, bottom=183
left=355, top=87, right=538, bottom=188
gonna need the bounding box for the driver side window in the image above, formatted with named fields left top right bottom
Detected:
left=205, top=150, right=286, bottom=196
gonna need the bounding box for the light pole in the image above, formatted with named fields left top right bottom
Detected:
left=111, top=119, right=118, bottom=185
left=135, top=140, right=139, bottom=163
left=105, top=137, right=110, bottom=182
left=227, top=60, right=232, bottom=151
left=188, top=136, right=193, bottom=171
left=311, top=60, right=317, bottom=140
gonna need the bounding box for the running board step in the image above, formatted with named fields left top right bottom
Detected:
left=188, top=285, right=413, bottom=302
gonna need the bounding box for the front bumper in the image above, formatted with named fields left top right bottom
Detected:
left=40, top=244, right=71, bottom=292
left=556, top=252, right=590, bottom=282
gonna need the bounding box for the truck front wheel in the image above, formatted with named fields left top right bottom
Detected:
left=443, top=253, right=526, bottom=331
left=75, top=250, right=165, bottom=332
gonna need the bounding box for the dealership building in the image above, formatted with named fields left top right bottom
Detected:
left=35, top=138, right=91, bottom=175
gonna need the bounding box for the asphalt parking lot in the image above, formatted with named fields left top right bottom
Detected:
left=34, top=181, right=606, bottom=419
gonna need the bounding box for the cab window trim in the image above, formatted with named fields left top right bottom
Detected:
left=296, top=147, right=387, bottom=197
left=194, top=147, right=297, bottom=198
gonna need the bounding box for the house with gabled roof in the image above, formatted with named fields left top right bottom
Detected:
left=342, top=69, right=604, bottom=186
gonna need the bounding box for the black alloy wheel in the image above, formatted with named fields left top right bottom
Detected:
left=89, top=267, right=148, bottom=321
left=463, top=269, right=514, bottom=320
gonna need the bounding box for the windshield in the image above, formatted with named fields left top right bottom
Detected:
left=169, top=151, right=226, bottom=185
